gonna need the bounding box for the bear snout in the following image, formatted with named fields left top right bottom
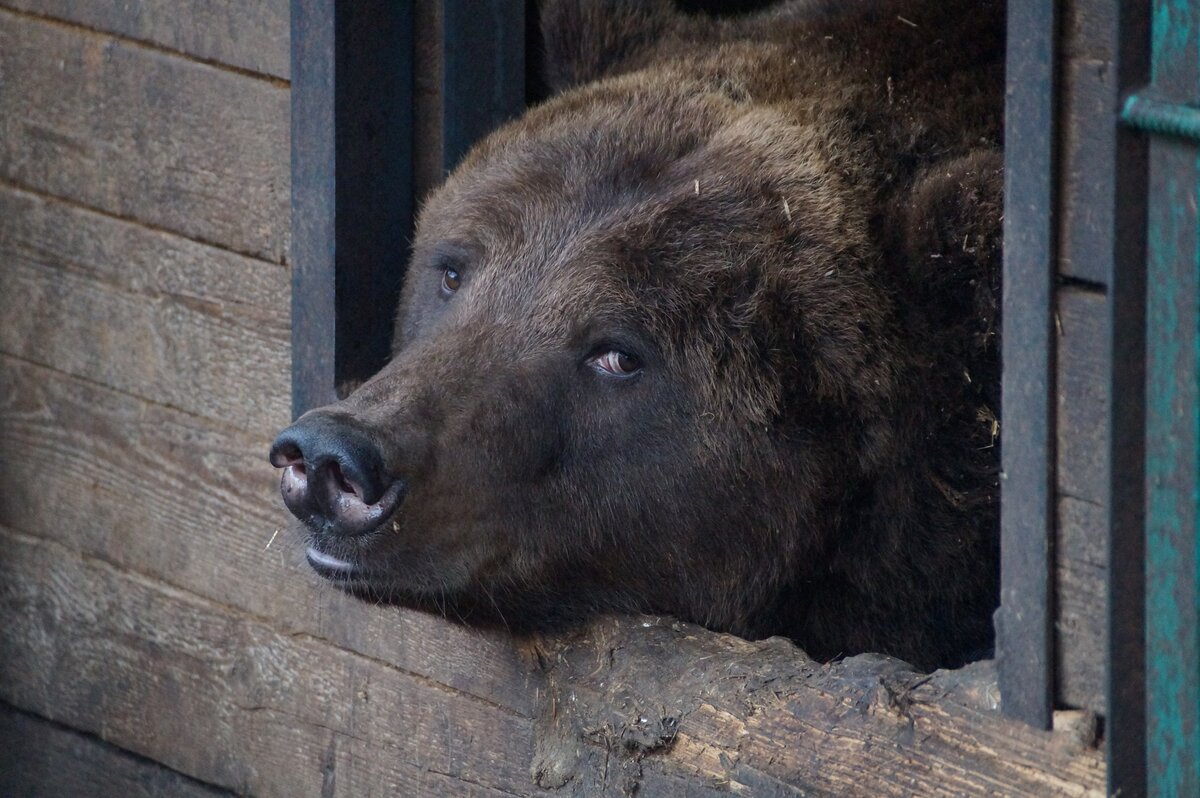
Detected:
left=269, top=412, right=406, bottom=536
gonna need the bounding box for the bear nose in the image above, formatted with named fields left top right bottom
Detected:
left=269, top=413, right=405, bottom=535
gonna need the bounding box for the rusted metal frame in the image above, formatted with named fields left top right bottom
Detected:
left=290, top=0, right=415, bottom=418
left=441, top=0, right=527, bottom=174
left=1122, top=1, right=1200, bottom=793
left=999, top=0, right=1059, bottom=730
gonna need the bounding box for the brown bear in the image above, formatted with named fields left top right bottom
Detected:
left=271, top=0, right=1004, bottom=671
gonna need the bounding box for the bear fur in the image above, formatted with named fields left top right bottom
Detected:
left=289, top=0, right=1004, bottom=671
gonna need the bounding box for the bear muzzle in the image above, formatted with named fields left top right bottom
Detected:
left=269, top=411, right=407, bottom=538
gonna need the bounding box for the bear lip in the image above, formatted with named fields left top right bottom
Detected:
left=306, top=545, right=358, bottom=578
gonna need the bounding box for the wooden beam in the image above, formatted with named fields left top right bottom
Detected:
left=999, top=0, right=1058, bottom=729
left=531, top=617, right=1106, bottom=797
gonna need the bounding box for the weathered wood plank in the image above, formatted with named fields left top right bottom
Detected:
left=0, top=360, right=516, bottom=705
left=0, top=702, right=233, bottom=798
left=0, top=355, right=534, bottom=718
left=0, top=185, right=290, bottom=432
left=1056, top=495, right=1106, bottom=712
left=0, top=527, right=538, bottom=798
left=0, top=525, right=1108, bottom=798
left=0, top=8, right=289, bottom=262
left=1054, top=286, right=1108, bottom=714
left=1056, top=0, right=1118, bottom=286
left=531, top=618, right=1106, bottom=797
left=0, top=1, right=290, bottom=79
left=1056, top=287, right=1109, bottom=506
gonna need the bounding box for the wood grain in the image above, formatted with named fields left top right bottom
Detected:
left=530, top=617, right=1106, bottom=797
left=1056, top=287, right=1109, bottom=506
left=0, top=525, right=1107, bottom=797
left=0, top=355, right=534, bottom=717
left=0, top=527, right=537, bottom=798
left=1055, top=286, right=1109, bottom=713
left=1056, top=0, right=1118, bottom=287
left=1057, top=496, right=1107, bottom=712
left=0, top=185, right=290, bottom=432
left=0, top=1, right=290, bottom=79
left=0, top=702, right=233, bottom=798
left=0, top=8, right=289, bottom=262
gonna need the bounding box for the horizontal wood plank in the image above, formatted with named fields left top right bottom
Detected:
left=0, top=355, right=534, bottom=717
left=1054, top=286, right=1108, bottom=713
left=0, top=185, right=290, bottom=432
left=0, top=8, right=289, bottom=262
left=0, top=702, right=232, bottom=798
left=0, top=527, right=537, bottom=798
left=0, top=1, right=289, bottom=79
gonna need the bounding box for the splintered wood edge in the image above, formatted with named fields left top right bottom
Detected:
left=526, top=616, right=1105, bottom=797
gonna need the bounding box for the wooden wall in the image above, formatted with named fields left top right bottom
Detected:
left=0, top=3, right=539, bottom=795
left=0, top=2, right=1110, bottom=795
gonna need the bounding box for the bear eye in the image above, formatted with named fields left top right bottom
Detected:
left=441, top=267, right=462, bottom=294
left=589, top=350, right=642, bottom=377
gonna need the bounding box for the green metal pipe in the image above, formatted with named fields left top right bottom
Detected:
left=1122, top=94, right=1200, bottom=142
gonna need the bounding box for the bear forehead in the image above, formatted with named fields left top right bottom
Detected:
left=413, top=82, right=866, bottom=302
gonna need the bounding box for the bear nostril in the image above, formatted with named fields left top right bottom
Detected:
left=269, top=412, right=405, bottom=535
left=327, top=460, right=360, bottom=499
left=269, top=440, right=304, bottom=469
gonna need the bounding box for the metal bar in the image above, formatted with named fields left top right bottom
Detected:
left=998, top=0, right=1058, bottom=730
left=1142, top=4, right=1200, bottom=795
left=290, top=0, right=415, bottom=418
left=441, top=0, right=526, bottom=174
left=1107, top=0, right=1152, bottom=791
left=1124, top=93, right=1200, bottom=142
left=291, top=0, right=338, bottom=416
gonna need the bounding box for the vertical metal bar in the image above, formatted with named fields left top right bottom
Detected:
left=1143, top=135, right=1200, bottom=798
left=291, top=0, right=338, bottom=416
left=1107, top=0, right=1151, bottom=792
left=1139, top=4, right=1200, bottom=793
left=290, top=0, right=415, bottom=418
left=441, top=0, right=526, bottom=174
left=999, top=0, right=1058, bottom=729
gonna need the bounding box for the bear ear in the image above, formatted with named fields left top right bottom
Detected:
left=540, top=0, right=680, bottom=93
